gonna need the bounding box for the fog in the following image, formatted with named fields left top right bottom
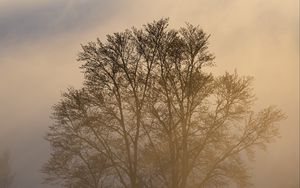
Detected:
left=0, top=0, right=298, bottom=187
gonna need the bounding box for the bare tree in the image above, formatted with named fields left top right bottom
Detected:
left=0, top=151, right=14, bottom=188
left=43, top=19, right=285, bottom=188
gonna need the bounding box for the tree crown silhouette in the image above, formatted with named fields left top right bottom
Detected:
left=43, top=19, right=285, bottom=188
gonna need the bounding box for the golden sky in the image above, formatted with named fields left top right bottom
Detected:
left=0, top=0, right=298, bottom=187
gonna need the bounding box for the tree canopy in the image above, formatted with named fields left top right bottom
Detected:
left=0, top=151, right=14, bottom=188
left=43, top=19, right=285, bottom=188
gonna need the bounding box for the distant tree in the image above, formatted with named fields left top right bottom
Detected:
left=43, top=19, right=285, bottom=188
left=0, top=151, right=14, bottom=188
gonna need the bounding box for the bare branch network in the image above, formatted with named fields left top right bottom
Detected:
left=42, top=19, right=285, bottom=188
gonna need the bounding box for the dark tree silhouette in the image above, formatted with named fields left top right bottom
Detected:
left=43, top=19, right=285, bottom=188
left=0, top=151, right=14, bottom=188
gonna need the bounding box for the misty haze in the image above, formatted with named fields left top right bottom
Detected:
left=0, top=1, right=299, bottom=188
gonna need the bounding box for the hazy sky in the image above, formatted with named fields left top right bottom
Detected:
left=0, top=0, right=298, bottom=187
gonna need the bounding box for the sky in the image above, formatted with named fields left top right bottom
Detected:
left=0, top=0, right=298, bottom=187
